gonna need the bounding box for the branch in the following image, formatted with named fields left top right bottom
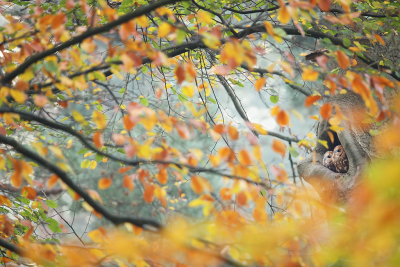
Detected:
left=328, top=8, right=399, bottom=18
left=0, top=0, right=183, bottom=84
left=0, top=238, right=26, bottom=257
left=0, top=134, right=163, bottom=230
left=0, top=108, right=276, bottom=186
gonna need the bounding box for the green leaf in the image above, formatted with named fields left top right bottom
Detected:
left=44, top=61, right=58, bottom=72
left=119, top=88, right=126, bottom=95
left=95, top=154, right=103, bottom=162
left=142, top=66, right=148, bottom=74
left=178, top=94, right=187, bottom=103
left=117, top=148, right=125, bottom=154
left=208, top=98, right=216, bottom=104
left=46, top=200, right=57, bottom=208
left=45, top=218, right=59, bottom=225
left=343, top=37, right=351, bottom=47
left=369, top=129, right=380, bottom=136
left=48, top=224, right=62, bottom=233
left=289, top=147, right=299, bottom=158
left=78, top=148, right=89, bottom=154
left=140, top=97, right=149, bottom=106
left=270, top=95, right=279, bottom=104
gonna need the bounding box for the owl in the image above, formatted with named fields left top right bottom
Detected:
left=323, top=151, right=337, bottom=172
left=332, top=145, right=349, bottom=173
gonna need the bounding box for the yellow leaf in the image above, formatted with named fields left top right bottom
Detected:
left=72, top=110, right=88, bottom=126
left=135, top=15, right=148, bottom=27
left=90, top=160, right=97, bottom=170
left=302, top=68, right=319, bottom=81
left=197, top=11, right=213, bottom=24
left=93, top=110, right=106, bottom=130
left=49, top=146, right=64, bottom=159
left=158, top=22, right=172, bottom=38
left=10, top=90, right=27, bottom=104
left=182, top=85, right=194, bottom=98
left=81, top=159, right=90, bottom=168
left=88, top=229, right=104, bottom=243
left=19, top=69, right=34, bottom=81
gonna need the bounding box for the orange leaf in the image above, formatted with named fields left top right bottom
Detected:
left=47, top=174, right=58, bottom=189
left=123, top=175, right=134, bottom=191
left=156, top=169, right=168, bottom=185
left=305, top=95, right=321, bottom=107
left=21, top=186, right=36, bottom=200
left=302, top=68, right=319, bottom=81
left=144, top=184, right=155, bottom=203
left=336, top=50, right=350, bottom=69
left=93, top=131, right=104, bottom=149
left=213, top=124, right=225, bottom=134
left=208, top=155, right=221, bottom=167
left=0, top=195, right=12, bottom=207
left=10, top=159, right=22, bottom=188
left=98, top=178, right=112, bottom=190
left=191, top=175, right=210, bottom=194
left=228, top=126, right=239, bottom=140
left=320, top=103, right=332, bottom=120
left=158, top=22, right=172, bottom=38
left=120, top=20, right=135, bottom=41
left=123, top=115, right=135, bottom=131
left=278, top=5, right=290, bottom=24
left=254, top=77, right=266, bottom=91
left=119, top=166, right=132, bottom=174
left=375, top=34, right=385, bottom=45
left=277, top=110, right=290, bottom=126
left=238, top=149, right=252, bottom=165
left=220, top=188, right=232, bottom=200
left=272, top=139, right=286, bottom=158
left=237, top=191, right=248, bottom=206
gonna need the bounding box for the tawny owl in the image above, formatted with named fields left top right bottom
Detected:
left=332, top=145, right=349, bottom=173
left=323, top=151, right=337, bottom=172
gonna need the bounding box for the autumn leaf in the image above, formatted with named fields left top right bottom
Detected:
left=305, top=95, right=321, bottom=107
left=0, top=195, right=12, bottom=207
left=375, top=34, right=385, bottom=45
left=21, top=186, right=36, bottom=200
left=47, top=174, right=58, bottom=189
left=272, top=139, right=286, bottom=158
left=191, top=175, right=211, bottom=194
left=72, top=110, right=88, bottom=126
left=175, top=64, right=185, bottom=84
left=254, top=77, right=266, bottom=91
left=156, top=169, right=168, bottom=185
left=93, top=131, right=104, bottom=148
left=144, top=184, right=155, bottom=203
left=238, top=150, right=252, bottom=165
left=98, top=178, right=112, bottom=190
left=228, top=126, right=239, bottom=140
left=93, top=110, right=106, bottom=130
left=34, top=95, right=48, bottom=108
left=302, top=68, right=319, bottom=81
left=219, top=188, right=232, bottom=200
left=336, top=50, right=350, bottom=69
left=276, top=110, right=290, bottom=126
left=278, top=6, right=290, bottom=24
left=320, top=103, right=332, bottom=120
left=158, top=22, right=172, bottom=38
left=123, top=175, right=134, bottom=191
left=197, top=11, right=213, bottom=24
left=318, top=0, right=332, bottom=11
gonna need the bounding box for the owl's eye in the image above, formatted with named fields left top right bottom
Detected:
left=337, top=149, right=341, bottom=152
left=327, top=155, right=331, bottom=158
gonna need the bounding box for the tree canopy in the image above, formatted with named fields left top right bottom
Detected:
left=0, top=0, right=399, bottom=266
